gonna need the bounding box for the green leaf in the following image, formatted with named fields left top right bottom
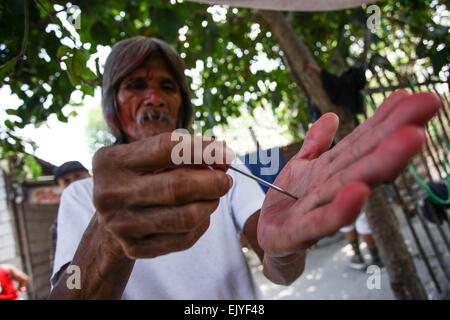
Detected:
left=431, top=50, right=449, bottom=75
left=150, top=8, right=183, bottom=43
left=205, top=110, right=215, bottom=129
left=204, top=89, right=213, bottom=108
left=271, top=91, right=282, bottom=108
left=57, top=45, right=73, bottom=59
left=81, top=84, right=95, bottom=96
left=429, top=25, right=448, bottom=38
left=94, top=57, right=102, bottom=77
left=204, top=21, right=220, bottom=56
left=56, top=111, right=69, bottom=123
left=416, top=42, right=427, bottom=59
left=68, top=110, right=78, bottom=117
left=5, top=109, right=17, bottom=116
left=0, top=57, right=17, bottom=85
left=23, top=155, right=42, bottom=180
left=4, top=120, right=14, bottom=130
left=64, top=49, right=92, bottom=86
left=80, top=67, right=97, bottom=81
left=90, top=21, right=112, bottom=45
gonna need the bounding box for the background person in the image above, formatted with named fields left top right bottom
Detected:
left=340, top=212, right=383, bottom=270
left=49, top=161, right=90, bottom=268
left=0, top=264, right=29, bottom=300
left=53, top=161, right=91, bottom=190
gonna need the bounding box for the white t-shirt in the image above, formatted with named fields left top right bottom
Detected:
left=51, top=160, right=266, bottom=300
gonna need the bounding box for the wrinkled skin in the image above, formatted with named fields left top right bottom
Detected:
left=116, top=56, right=182, bottom=142
left=92, top=133, right=234, bottom=260
left=258, top=90, right=441, bottom=258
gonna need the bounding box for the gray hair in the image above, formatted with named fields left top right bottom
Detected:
left=101, top=36, right=193, bottom=143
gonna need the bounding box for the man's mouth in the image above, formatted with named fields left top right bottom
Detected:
left=137, top=110, right=174, bottom=126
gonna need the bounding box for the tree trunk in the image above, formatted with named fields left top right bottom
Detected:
left=365, top=187, right=427, bottom=299
left=258, top=9, right=427, bottom=299
left=256, top=10, right=355, bottom=140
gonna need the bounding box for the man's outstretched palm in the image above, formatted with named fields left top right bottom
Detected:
left=258, top=90, right=441, bottom=258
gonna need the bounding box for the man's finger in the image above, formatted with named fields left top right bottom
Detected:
left=127, top=132, right=235, bottom=171
left=95, top=167, right=232, bottom=213
left=296, top=181, right=371, bottom=248
left=118, top=219, right=211, bottom=259
left=343, top=125, right=426, bottom=186
left=328, top=90, right=431, bottom=160
left=296, top=112, right=339, bottom=160
left=366, top=89, right=411, bottom=126
left=129, top=168, right=232, bottom=206
left=328, top=91, right=441, bottom=176
left=295, top=125, right=425, bottom=216
left=322, top=125, right=425, bottom=207
left=109, top=199, right=220, bottom=237
left=264, top=181, right=370, bottom=256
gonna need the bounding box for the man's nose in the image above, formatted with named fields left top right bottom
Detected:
left=143, top=88, right=165, bottom=108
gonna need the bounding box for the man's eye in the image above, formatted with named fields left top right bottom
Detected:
left=162, top=83, right=176, bottom=92
left=127, top=81, right=146, bottom=89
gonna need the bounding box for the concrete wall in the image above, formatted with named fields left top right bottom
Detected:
left=21, top=189, right=59, bottom=300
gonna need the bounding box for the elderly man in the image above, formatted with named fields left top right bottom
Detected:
left=49, top=36, right=440, bottom=299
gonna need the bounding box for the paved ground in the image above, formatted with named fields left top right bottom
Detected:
left=246, top=235, right=395, bottom=300
left=245, top=202, right=449, bottom=300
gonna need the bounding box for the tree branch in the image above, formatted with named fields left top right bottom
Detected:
left=0, top=0, right=29, bottom=70
left=20, top=0, right=30, bottom=58
left=33, top=0, right=78, bottom=46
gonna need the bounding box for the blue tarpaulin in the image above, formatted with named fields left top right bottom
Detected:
left=240, top=147, right=285, bottom=193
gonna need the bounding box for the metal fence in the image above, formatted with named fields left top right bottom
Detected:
left=361, top=66, right=450, bottom=298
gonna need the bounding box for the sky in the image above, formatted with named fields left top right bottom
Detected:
left=1, top=85, right=99, bottom=171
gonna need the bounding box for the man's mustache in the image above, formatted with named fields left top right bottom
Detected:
left=137, top=110, right=175, bottom=126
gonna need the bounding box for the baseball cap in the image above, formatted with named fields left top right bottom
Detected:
left=53, top=161, right=88, bottom=181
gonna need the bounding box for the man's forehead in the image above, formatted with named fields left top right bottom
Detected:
left=126, top=56, right=175, bottom=80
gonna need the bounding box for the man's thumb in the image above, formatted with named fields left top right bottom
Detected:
left=296, top=112, right=339, bottom=160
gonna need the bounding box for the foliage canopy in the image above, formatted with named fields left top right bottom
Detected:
left=0, top=0, right=448, bottom=178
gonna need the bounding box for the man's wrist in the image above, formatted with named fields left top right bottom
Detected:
left=264, top=252, right=303, bottom=265
left=50, top=212, right=135, bottom=299
left=262, top=251, right=307, bottom=286
left=87, top=212, right=134, bottom=276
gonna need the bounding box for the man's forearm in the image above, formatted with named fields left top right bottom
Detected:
left=48, top=213, right=135, bottom=300
left=262, top=251, right=307, bottom=286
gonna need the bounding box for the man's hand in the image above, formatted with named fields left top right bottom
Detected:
left=50, top=132, right=234, bottom=299
left=92, top=132, right=234, bottom=261
left=0, top=264, right=29, bottom=292
left=258, top=90, right=441, bottom=260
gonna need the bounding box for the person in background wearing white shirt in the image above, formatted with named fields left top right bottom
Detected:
left=49, top=161, right=90, bottom=269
